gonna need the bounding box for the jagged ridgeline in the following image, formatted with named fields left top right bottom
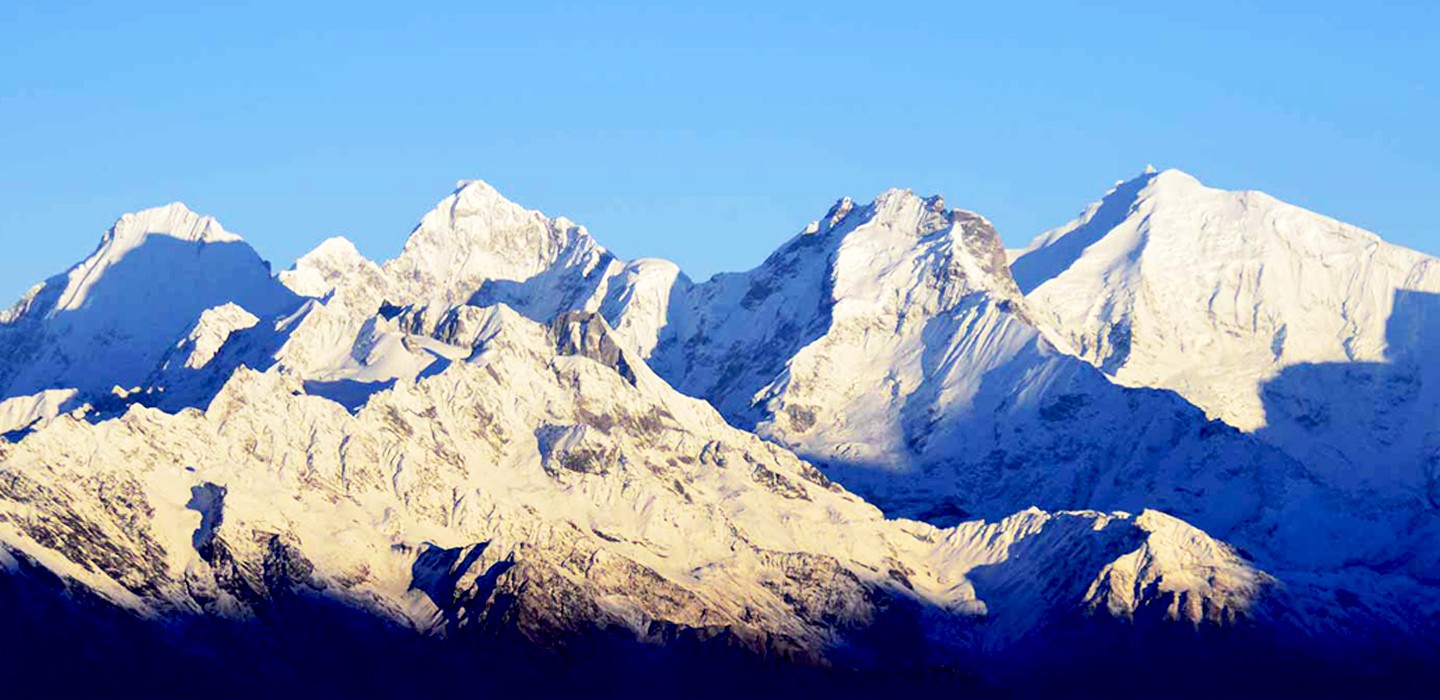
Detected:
left=1, top=174, right=1437, bottom=698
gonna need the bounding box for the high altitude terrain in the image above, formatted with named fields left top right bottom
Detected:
left=0, top=169, right=1436, bottom=698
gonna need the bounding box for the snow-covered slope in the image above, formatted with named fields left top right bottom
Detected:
left=0, top=305, right=1316, bottom=695
left=275, top=181, right=686, bottom=360
left=651, top=193, right=1021, bottom=433
left=382, top=180, right=620, bottom=312
left=267, top=184, right=1298, bottom=541
left=278, top=236, right=385, bottom=305
left=0, top=388, right=80, bottom=439
left=0, top=204, right=301, bottom=408
left=244, top=181, right=1437, bottom=567
left=1012, top=169, right=1440, bottom=498
left=636, top=190, right=1294, bottom=544
left=2, top=178, right=1437, bottom=695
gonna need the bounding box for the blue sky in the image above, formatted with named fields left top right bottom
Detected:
left=2, top=1, right=1436, bottom=301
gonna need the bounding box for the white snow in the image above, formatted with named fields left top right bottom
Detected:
left=0, top=172, right=1435, bottom=679
left=1013, top=168, right=1440, bottom=496
left=0, top=303, right=1277, bottom=654
left=0, top=203, right=300, bottom=401
left=0, top=388, right=81, bottom=437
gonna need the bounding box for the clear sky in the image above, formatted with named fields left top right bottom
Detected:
left=2, top=1, right=1437, bottom=302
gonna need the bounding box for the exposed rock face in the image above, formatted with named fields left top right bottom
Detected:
left=552, top=311, right=638, bottom=385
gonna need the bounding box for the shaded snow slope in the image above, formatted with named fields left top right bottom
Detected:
left=0, top=204, right=301, bottom=404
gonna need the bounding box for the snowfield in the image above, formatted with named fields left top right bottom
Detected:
left=1, top=171, right=1436, bottom=697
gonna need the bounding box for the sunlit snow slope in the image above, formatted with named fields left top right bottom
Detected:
left=0, top=176, right=1436, bottom=696
left=1013, top=168, right=1440, bottom=500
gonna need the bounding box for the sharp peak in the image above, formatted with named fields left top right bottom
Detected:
left=402, top=178, right=595, bottom=255
left=446, top=179, right=532, bottom=211
left=303, top=236, right=363, bottom=258
left=451, top=178, right=503, bottom=196
left=434, top=178, right=580, bottom=226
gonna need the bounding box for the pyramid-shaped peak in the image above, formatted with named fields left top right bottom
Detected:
left=453, top=178, right=502, bottom=196
left=448, top=179, right=527, bottom=210
left=408, top=177, right=594, bottom=246
left=298, top=236, right=364, bottom=263
left=383, top=179, right=606, bottom=306
left=281, top=236, right=386, bottom=301
left=421, top=178, right=556, bottom=231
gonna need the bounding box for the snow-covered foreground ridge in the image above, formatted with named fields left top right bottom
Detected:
left=0, top=172, right=1436, bottom=697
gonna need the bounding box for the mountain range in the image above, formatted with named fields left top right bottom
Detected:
left=1, top=169, right=1436, bottom=698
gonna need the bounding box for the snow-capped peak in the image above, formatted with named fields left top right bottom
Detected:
left=1148, top=166, right=1201, bottom=188
left=383, top=179, right=609, bottom=306
left=1009, top=167, right=1276, bottom=295
left=3, top=174, right=1439, bottom=694
left=299, top=235, right=363, bottom=262
left=172, top=302, right=262, bottom=370
left=0, top=203, right=298, bottom=402
left=105, top=201, right=241, bottom=247
left=860, top=188, right=965, bottom=238
left=435, top=179, right=548, bottom=232
left=452, top=178, right=500, bottom=194
left=280, top=235, right=384, bottom=301
left=54, top=203, right=244, bottom=314
left=649, top=186, right=1025, bottom=454
left=1014, top=167, right=1440, bottom=495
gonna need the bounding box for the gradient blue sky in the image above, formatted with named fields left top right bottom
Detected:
left=3, top=1, right=1437, bottom=301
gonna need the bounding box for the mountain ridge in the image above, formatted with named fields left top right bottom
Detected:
left=1, top=170, right=1437, bottom=696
